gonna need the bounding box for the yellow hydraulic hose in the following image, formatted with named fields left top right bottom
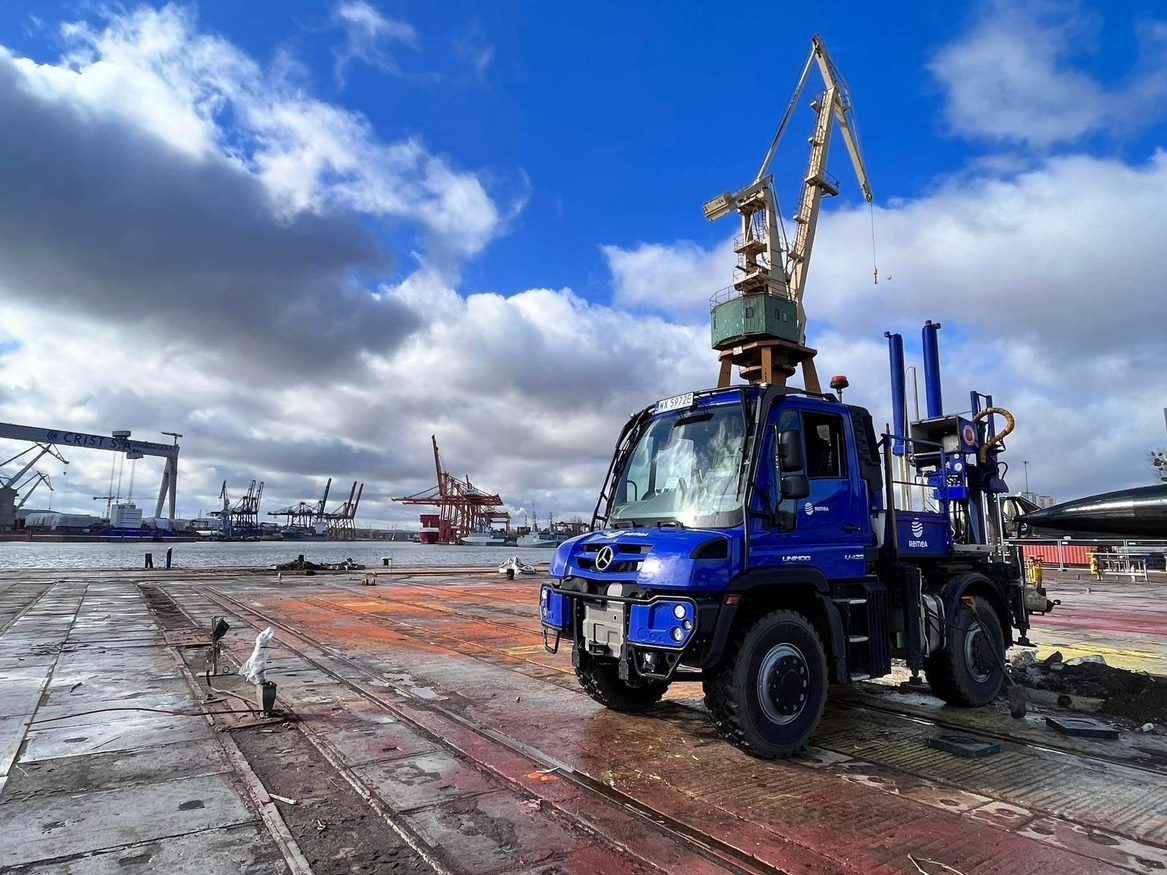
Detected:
left=972, top=407, right=1015, bottom=462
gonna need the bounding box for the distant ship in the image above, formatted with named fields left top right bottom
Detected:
left=279, top=527, right=328, bottom=541
left=1016, top=484, right=1167, bottom=539
left=517, top=527, right=565, bottom=548
left=460, top=524, right=508, bottom=546
left=517, top=510, right=569, bottom=548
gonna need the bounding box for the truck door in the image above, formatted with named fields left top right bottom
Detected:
left=761, top=404, right=869, bottom=576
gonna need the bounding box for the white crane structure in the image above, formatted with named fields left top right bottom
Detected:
left=15, top=471, right=53, bottom=510
left=0, top=423, right=180, bottom=530
left=1, top=443, right=68, bottom=493
left=704, top=34, right=874, bottom=391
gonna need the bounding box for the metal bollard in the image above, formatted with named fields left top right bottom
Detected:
left=165, top=547, right=173, bottom=569
left=257, top=681, right=277, bottom=716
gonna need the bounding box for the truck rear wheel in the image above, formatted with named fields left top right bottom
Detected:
left=925, top=596, right=1004, bottom=706
left=703, top=609, right=828, bottom=759
left=576, top=658, right=668, bottom=712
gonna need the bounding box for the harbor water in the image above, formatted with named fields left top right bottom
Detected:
left=0, top=540, right=556, bottom=570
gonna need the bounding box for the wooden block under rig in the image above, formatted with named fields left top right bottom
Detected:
left=716, top=337, right=821, bottom=393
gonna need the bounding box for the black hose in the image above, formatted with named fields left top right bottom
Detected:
left=31, top=706, right=257, bottom=724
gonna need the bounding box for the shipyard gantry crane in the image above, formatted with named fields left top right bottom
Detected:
left=393, top=436, right=508, bottom=544
left=324, top=481, right=363, bottom=540
left=704, top=34, right=874, bottom=391
left=211, top=479, right=264, bottom=538
left=0, top=424, right=180, bottom=531
left=268, top=478, right=332, bottom=533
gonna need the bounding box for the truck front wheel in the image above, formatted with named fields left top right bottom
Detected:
left=925, top=595, right=1005, bottom=706
left=576, top=657, right=668, bottom=712
left=703, top=609, right=828, bottom=759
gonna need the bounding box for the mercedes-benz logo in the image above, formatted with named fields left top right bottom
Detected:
left=594, top=545, right=615, bottom=572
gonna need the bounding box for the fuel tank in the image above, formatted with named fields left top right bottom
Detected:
left=1018, top=484, right=1167, bottom=538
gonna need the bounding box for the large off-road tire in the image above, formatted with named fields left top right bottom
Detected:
left=703, top=609, right=828, bottom=759
left=576, top=658, right=668, bottom=712
left=925, top=595, right=1005, bottom=706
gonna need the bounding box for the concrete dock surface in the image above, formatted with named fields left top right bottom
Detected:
left=1, top=566, right=1165, bottom=874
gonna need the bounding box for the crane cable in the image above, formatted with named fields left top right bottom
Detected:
left=972, top=407, right=1016, bottom=463
left=869, top=200, right=879, bottom=285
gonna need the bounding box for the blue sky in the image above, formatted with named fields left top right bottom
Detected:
left=0, top=0, right=1165, bottom=522
left=4, top=0, right=1163, bottom=300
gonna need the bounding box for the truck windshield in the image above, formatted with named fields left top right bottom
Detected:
left=609, top=403, right=747, bottom=528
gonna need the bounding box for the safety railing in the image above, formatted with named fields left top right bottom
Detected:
left=732, top=231, right=770, bottom=252
left=708, top=278, right=794, bottom=310
left=807, top=167, right=841, bottom=194
left=877, top=432, right=951, bottom=514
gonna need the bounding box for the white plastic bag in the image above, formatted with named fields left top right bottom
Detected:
left=239, top=627, right=275, bottom=683
left=499, top=556, right=535, bottom=576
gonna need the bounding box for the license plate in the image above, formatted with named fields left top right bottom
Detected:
left=655, top=392, right=694, bottom=413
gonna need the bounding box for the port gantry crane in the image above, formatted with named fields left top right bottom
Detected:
left=704, top=34, right=874, bottom=392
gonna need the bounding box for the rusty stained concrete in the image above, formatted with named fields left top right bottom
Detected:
left=1023, top=572, right=1167, bottom=675
left=0, top=566, right=1165, bottom=874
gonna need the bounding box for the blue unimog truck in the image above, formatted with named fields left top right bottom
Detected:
left=540, top=324, right=1054, bottom=758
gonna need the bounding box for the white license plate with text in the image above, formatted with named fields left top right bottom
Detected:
left=655, top=392, right=694, bottom=414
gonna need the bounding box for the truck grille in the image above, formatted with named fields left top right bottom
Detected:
left=577, top=542, right=650, bottom=575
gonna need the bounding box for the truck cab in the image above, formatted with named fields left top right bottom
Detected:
left=541, top=385, right=1033, bottom=758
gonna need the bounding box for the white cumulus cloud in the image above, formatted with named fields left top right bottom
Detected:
left=930, top=0, right=1167, bottom=148
left=593, top=148, right=1167, bottom=502
left=602, top=238, right=735, bottom=321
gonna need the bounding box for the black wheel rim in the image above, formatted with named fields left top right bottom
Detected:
left=964, top=621, right=995, bottom=683
left=758, top=643, right=809, bottom=725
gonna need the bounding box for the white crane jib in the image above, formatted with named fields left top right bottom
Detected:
left=704, top=34, right=874, bottom=391
left=16, top=471, right=52, bottom=509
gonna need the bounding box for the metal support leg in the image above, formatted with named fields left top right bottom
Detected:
left=802, top=358, right=822, bottom=394
left=717, top=357, right=733, bottom=388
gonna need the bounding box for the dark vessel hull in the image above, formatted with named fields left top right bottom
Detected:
left=1018, top=485, right=1167, bottom=539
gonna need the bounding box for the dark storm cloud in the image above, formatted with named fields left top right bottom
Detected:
left=0, top=53, right=419, bottom=381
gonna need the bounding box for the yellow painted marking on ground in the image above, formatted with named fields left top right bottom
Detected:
left=1032, top=641, right=1166, bottom=674
left=504, top=645, right=552, bottom=656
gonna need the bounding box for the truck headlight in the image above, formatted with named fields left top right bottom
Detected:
left=627, top=599, right=696, bottom=648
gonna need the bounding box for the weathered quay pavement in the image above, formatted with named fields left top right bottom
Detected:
left=1, top=567, right=1166, bottom=874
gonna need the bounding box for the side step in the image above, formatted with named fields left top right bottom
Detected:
left=831, top=580, right=890, bottom=681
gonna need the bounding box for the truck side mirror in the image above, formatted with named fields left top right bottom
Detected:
left=778, top=430, right=804, bottom=471
left=780, top=474, right=810, bottom=501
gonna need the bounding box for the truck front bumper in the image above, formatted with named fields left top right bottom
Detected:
left=540, top=581, right=721, bottom=682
